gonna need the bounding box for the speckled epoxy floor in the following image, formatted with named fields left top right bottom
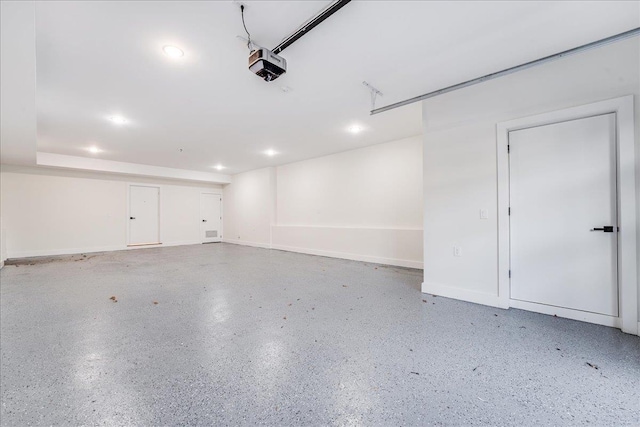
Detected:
left=1, top=243, right=638, bottom=426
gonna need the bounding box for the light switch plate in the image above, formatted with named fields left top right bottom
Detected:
left=453, top=246, right=462, bottom=257
left=480, top=209, right=488, bottom=219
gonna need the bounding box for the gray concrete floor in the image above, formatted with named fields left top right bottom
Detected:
left=1, top=243, right=638, bottom=426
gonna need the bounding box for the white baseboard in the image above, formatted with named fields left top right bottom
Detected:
left=221, top=239, right=423, bottom=269
left=422, top=281, right=507, bottom=308
left=221, top=239, right=272, bottom=250
left=8, top=245, right=126, bottom=259
left=5, top=238, right=422, bottom=271
left=420, top=282, right=636, bottom=333
left=161, top=240, right=202, bottom=248
left=271, top=243, right=423, bottom=269
left=6, top=240, right=204, bottom=259
left=510, top=299, right=621, bottom=329
left=126, top=240, right=203, bottom=249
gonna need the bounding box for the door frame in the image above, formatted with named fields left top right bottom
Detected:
left=199, top=192, right=223, bottom=243
left=497, top=95, right=637, bottom=334
left=126, top=183, right=162, bottom=246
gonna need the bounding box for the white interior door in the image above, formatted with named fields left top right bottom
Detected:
left=200, top=193, right=221, bottom=243
left=509, top=114, right=618, bottom=317
left=129, top=185, right=160, bottom=245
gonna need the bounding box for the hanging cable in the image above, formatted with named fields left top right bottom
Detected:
left=240, top=5, right=254, bottom=52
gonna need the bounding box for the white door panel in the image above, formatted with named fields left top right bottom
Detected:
left=509, top=114, right=617, bottom=316
left=200, top=194, right=221, bottom=243
left=129, top=185, right=160, bottom=245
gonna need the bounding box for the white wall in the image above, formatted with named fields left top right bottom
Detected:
left=0, top=166, right=222, bottom=258
left=0, top=177, right=6, bottom=266
left=223, top=136, right=423, bottom=268
left=276, top=137, right=422, bottom=228
left=0, top=214, right=6, bottom=267
left=223, top=167, right=275, bottom=248
left=421, top=38, right=639, bottom=322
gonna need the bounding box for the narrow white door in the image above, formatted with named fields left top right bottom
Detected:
left=200, top=193, right=221, bottom=243
left=509, top=114, right=618, bottom=316
left=129, top=185, right=160, bottom=245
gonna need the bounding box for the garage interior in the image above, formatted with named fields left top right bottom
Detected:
left=1, top=1, right=639, bottom=425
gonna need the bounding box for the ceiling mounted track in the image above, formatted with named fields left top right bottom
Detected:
left=371, top=27, right=640, bottom=115
left=272, top=0, right=351, bottom=55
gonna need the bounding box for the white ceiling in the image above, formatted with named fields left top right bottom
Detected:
left=2, top=1, right=639, bottom=174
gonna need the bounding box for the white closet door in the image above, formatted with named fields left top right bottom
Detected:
left=129, top=185, right=160, bottom=245
left=509, top=114, right=618, bottom=316
left=200, top=193, right=221, bottom=243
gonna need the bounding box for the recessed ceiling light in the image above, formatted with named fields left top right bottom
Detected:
left=87, top=146, right=102, bottom=154
left=163, top=45, right=184, bottom=58
left=347, top=125, right=363, bottom=134
left=109, top=115, right=127, bottom=125
left=213, top=164, right=225, bottom=171
left=264, top=149, right=278, bottom=157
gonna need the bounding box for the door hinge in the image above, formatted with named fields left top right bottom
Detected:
left=509, top=270, right=511, bottom=278
left=508, top=207, right=511, bottom=215
left=507, top=144, right=510, bottom=153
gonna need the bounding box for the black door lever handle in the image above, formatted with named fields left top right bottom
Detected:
left=130, top=217, right=136, bottom=220
left=590, top=226, right=614, bottom=232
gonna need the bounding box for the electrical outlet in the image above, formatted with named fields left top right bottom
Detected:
left=453, top=246, right=462, bottom=257
left=480, top=209, right=488, bottom=219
